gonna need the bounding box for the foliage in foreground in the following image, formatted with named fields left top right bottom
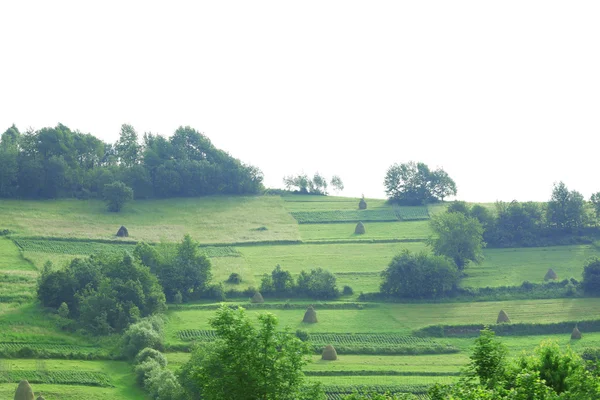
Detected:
left=178, top=305, right=322, bottom=400
left=429, top=328, right=600, bottom=399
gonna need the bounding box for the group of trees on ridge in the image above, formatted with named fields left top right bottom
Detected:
left=0, top=124, right=263, bottom=200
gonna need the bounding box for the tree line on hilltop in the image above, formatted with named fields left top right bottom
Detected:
left=0, top=124, right=263, bottom=200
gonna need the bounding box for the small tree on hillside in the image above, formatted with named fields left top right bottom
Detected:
left=428, top=211, right=485, bottom=271
left=330, top=175, right=344, bottom=193
left=468, top=328, right=507, bottom=388
left=103, top=181, right=133, bottom=212
left=582, top=257, right=600, bottom=295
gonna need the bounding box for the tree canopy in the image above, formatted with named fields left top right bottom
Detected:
left=178, top=305, right=319, bottom=400
left=380, top=250, right=459, bottom=298
left=0, top=123, right=263, bottom=200
left=428, top=211, right=485, bottom=270
left=384, top=161, right=456, bottom=205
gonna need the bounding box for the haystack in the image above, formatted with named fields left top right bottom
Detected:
left=251, top=291, right=264, bottom=304
left=355, top=221, right=365, bottom=235
left=359, top=197, right=367, bottom=210
left=14, top=380, right=34, bottom=400
left=544, top=268, right=558, bottom=281
left=116, top=225, right=129, bottom=237
left=571, top=325, right=582, bottom=340
left=497, top=310, right=511, bottom=324
left=321, top=344, right=338, bottom=360
left=303, top=306, right=318, bottom=323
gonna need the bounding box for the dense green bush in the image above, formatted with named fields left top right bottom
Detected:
left=380, top=250, right=458, bottom=299
left=297, top=268, right=340, bottom=299
left=37, top=253, right=166, bottom=334
left=102, top=181, right=133, bottom=212
left=122, top=316, right=166, bottom=359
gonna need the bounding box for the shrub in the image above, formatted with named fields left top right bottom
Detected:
left=135, top=348, right=167, bottom=368
left=204, top=283, right=226, bottom=301
left=145, top=367, right=182, bottom=400
left=297, top=268, right=340, bottom=299
left=497, top=310, right=511, bottom=324
left=103, top=181, right=134, bottom=212
left=322, top=344, right=338, bottom=360
left=251, top=292, right=264, bottom=304
left=57, top=302, right=69, bottom=318
left=303, top=306, right=318, bottom=323
left=565, top=281, right=577, bottom=296
left=134, top=358, right=161, bottom=386
left=296, top=329, right=310, bottom=342
left=227, top=273, right=242, bottom=284
left=355, top=221, right=366, bottom=235
left=122, top=317, right=165, bottom=359
left=343, top=285, right=354, bottom=296
left=260, top=265, right=295, bottom=295
left=380, top=250, right=459, bottom=299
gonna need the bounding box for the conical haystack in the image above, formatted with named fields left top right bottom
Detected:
left=303, top=306, right=318, bottom=323
left=321, top=344, right=338, bottom=360
left=355, top=221, right=365, bottom=235
left=251, top=291, right=264, bottom=304
left=116, top=225, right=129, bottom=237
left=544, top=268, right=558, bottom=281
left=497, top=310, right=511, bottom=324
left=571, top=325, right=582, bottom=340
left=359, top=198, right=367, bottom=210
left=14, top=380, right=34, bottom=400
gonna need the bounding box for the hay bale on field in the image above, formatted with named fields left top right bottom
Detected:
left=116, top=225, right=129, bottom=237
left=544, top=268, right=558, bottom=281
left=359, top=197, right=367, bottom=210
left=303, top=306, right=318, bottom=323
left=251, top=291, right=264, bottom=304
left=355, top=221, right=365, bottom=235
left=497, top=310, right=511, bottom=324
left=321, top=344, right=338, bottom=360
left=14, top=380, right=34, bottom=400
left=571, top=325, right=582, bottom=340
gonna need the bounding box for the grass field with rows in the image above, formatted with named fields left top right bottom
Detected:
left=0, top=196, right=300, bottom=243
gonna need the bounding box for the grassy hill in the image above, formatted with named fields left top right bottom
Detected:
left=0, top=194, right=598, bottom=399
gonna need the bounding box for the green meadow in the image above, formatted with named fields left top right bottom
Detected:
left=1, top=194, right=600, bottom=398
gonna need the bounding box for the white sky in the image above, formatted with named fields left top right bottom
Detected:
left=1, top=1, right=599, bottom=202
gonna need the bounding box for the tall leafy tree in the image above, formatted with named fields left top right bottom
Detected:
left=384, top=161, right=456, bottom=205
left=178, top=305, right=318, bottom=400
left=428, top=211, right=485, bottom=270
left=115, top=124, right=141, bottom=167
left=546, top=181, right=586, bottom=232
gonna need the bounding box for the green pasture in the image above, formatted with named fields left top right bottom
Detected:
left=463, top=245, right=600, bottom=287
left=165, top=298, right=600, bottom=344
left=299, top=221, right=431, bottom=241
left=0, top=196, right=300, bottom=243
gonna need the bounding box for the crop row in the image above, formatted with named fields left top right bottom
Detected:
left=13, top=239, right=136, bottom=256
left=291, top=210, right=400, bottom=224
left=0, top=343, right=98, bottom=353
left=305, top=371, right=459, bottom=377
left=170, top=302, right=373, bottom=311
left=14, top=239, right=239, bottom=258
left=0, top=343, right=110, bottom=360
left=320, top=384, right=431, bottom=399
left=290, top=208, right=429, bottom=224
left=308, top=333, right=439, bottom=346
left=0, top=370, right=112, bottom=387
